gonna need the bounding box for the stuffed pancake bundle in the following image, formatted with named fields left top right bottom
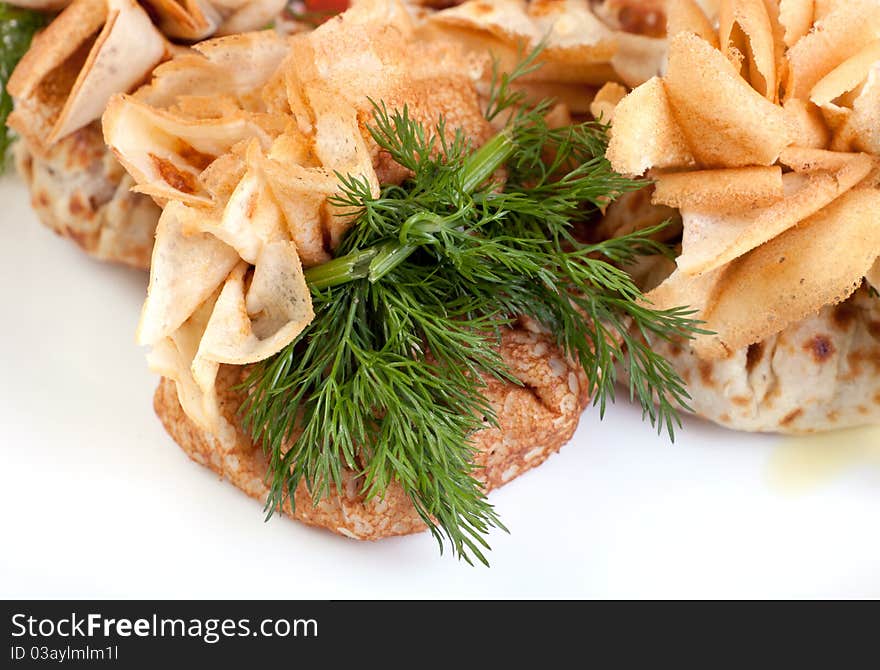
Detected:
left=100, top=0, right=610, bottom=546
left=4, top=0, right=287, bottom=267
left=601, top=0, right=880, bottom=433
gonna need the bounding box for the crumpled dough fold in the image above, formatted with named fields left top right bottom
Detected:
left=107, top=0, right=492, bottom=431
left=5, top=0, right=290, bottom=152
left=7, top=0, right=167, bottom=152
left=604, top=0, right=880, bottom=360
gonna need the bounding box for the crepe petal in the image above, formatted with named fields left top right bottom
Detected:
left=830, top=62, right=880, bottom=155
left=136, top=31, right=290, bottom=108
left=253, top=148, right=339, bottom=267
left=667, top=0, right=718, bottom=46
left=182, top=159, right=286, bottom=264
left=103, top=95, right=275, bottom=205
left=664, top=31, right=788, bottom=168
left=778, top=0, right=813, bottom=48
left=306, top=87, right=380, bottom=247
left=589, top=82, right=627, bottom=122
left=7, top=0, right=167, bottom=150
left=784, top=0, right=880, bottom=101
left=138, top=201, right=239, bottom=346
left=782, top=98, right=831, bottom=149
left=652, top=166, right=783, bottom=210
left=605, top=76, right=695, bottom=176
left=197, top=243, right=314, bottom=366
left=142, top=0, right=220, bottom=41
left=698, top=188, right=880, bottom=357
left=147, top=292, right=221, bottom=431
left=718, top=0, right=778, bottom=100
left=676, top=152, right=873, bottom=276
left=644, top=266, right=723, bottom=317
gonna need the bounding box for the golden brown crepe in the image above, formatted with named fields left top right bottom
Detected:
left=601, top=0, right=880, bottom=432
left=104, top=0, right=492, bottom=431
left=7, top=0, right=669, bottom=268
left=606, top=0, right=880, bottom=358
left=419, top=0, right=670, bottom=116
left=6, top=0, right=291, bottom=267
left=7, top=0, right=168, bottom=153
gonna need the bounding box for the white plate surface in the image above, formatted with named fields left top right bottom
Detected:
left=2, top=174, right=879, bottom=599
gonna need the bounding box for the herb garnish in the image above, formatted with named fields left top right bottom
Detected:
left=0, top=4, right=45, bottom=170
left=241, top=53, right=702, bottom=564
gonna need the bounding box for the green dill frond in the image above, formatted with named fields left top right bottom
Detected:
left=240, top=48, right=703, bottom=564
left=484, top=38, right=547, bottom=122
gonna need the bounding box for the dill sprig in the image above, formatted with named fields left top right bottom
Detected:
left=240, top=53, right=703, bottom=564
left=0, top=4, right=45, bottom=170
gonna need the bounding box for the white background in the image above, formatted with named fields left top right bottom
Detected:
left=2, top=174, right=880, bottom=599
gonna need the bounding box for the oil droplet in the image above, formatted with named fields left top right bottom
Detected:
left=766, top=426, right=880, bottom=494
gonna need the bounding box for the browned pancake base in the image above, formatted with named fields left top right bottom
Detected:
left=155, top=326, right=589, bottom=540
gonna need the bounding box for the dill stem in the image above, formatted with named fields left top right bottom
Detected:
left=460, top=129, right=515, bottom=193
left=303, top=247, right=377, bottom=289
left=306, top=128, right=516, bottom=290
left=368, top=242, right=418, bottom=282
